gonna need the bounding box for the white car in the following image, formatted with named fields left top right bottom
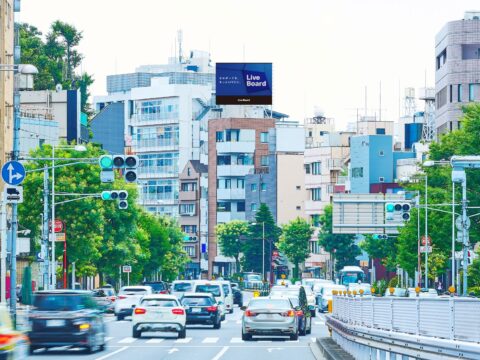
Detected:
left=219, top=281, right=234, bottom=313
left=192, top=281, right=227, bottom=320
left=303, top=286, right=317, bottom=317
left=132, top=295, right=186, bottom=338
left=171, top=280, right=194, bottom=299
left=114, top=286, right=152, bottom=320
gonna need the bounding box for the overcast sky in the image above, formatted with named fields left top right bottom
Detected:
left=20, top=0, right=479, bottom=128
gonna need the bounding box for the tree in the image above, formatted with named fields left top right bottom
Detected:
left=318, top=205, right=361, bottom=272
left=19, top=21, right=94, bottom=115
left=277, top=218, right=313, bottom=279
left=242, top=204, right=281, bottom=275
left=217, top=220, right=249, bottom=273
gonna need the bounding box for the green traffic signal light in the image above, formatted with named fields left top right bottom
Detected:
left=101, top=191, right=112, bottom=200
left=99, top=155, right=113, bottom=169
left=385, top=203, right=394, bottom=212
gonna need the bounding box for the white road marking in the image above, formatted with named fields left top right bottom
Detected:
left=94, top=346, right=128, bottom=360
left=267, top=347, right=284, bottom=352
left=146, top=338, right=164, bottom=343
left=315, top=321, right=325, bottom=325
left=211, top=346, right=229, bottom=360
left=175, top=337, right=192, bottom=343
left=168, top=348, right=179, bottom=354
left=311, top=337, right=317, bottom=342
left=230, top=337, right=244, bottom=343
left=105, top=337, right=113, bottom=342
left=203, top=337, right=219, bottom=343
left=236, top=320, right=242, bottom=324
left=118, top=337, right=137, bottom=344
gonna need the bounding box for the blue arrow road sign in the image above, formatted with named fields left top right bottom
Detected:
left=1, top=161, right=26, bottom=186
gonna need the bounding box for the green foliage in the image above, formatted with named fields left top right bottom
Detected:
left=468, top=256, right=480, bottom=293
left=217, top=220, right=249, bottom=273
left=19, top=21, right=93, bottom=115
left=318, top=205, right=361, bottom=271
left=242, top=204, right=281, bottom=274
left=360, top=235, right=397, bottom=271
left=277, top=218, right=313, bottom=279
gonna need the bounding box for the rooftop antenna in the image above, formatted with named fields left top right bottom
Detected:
left=178, top=29, right=183, bottom=63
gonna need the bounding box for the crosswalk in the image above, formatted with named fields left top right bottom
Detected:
left=104, top=336, right=318, bottom=346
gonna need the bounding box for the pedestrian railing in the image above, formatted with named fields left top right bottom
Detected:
left=332, top=294, right=480, bottom=343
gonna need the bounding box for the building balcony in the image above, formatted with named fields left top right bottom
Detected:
left=327, top=158, right=343, bottom=170
left=217, top=188, right=245, bottom=200
left=304, top=200, right=329, bottom=215
left=217, top=164, right=253, bottom=177
left=216, top=141, right=255, bottom=154
left=132, top=139, right=179, bottom=152
left=179, top=190, right=198, bottom=201
left=139, top=196, right=177, bottom=206
left=130, top=113, right=179, bottom=126
left=217, top=211, right=245, bottom=224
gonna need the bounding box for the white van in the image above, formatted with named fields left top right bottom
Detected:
left=171, top=280, right=194, bottom=299
left=219, top=281, right=234, bottom=313
left=192, top=280, right=227, bottom=320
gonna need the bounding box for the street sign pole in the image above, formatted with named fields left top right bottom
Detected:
left=0, top=192, right=6, bottom=303
left=127, top=271, right=130, bottom=286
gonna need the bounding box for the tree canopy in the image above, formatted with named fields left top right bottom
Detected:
left=217, top=220, right=249, bottom=273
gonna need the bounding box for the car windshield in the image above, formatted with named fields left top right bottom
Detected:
left=141, top=299, right=177, bottom=307
left=246, top=275, right=261, bottom=281
left=93, top=290, right=106, bottom=297
left=181, top=297, right=214, bottom=306
left=173, top=282, right=192, bottom=292
left=34, top=294, right=93, bottom=311
left=248, top=299, right=291, bottom=309
left=120, top=288, right=148, bottom=295
left=270, top=288, right=298, bottom=297
left=143, top=283, right=165, bottom=292
left=195, top=285, right=221, bottom=297
left=100, top=289, right=115, bottom=296
left=222, top=284, right=230, bottom=295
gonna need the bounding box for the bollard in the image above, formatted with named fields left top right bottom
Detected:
left=328, top=299, right=333, bottom=313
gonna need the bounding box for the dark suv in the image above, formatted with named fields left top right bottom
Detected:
left=28, top=290, right=106, bottom=355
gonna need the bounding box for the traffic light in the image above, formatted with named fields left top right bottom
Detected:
left=101, top=191, right=113, bottom=200
left=113, top=155, right=125, bottom=168
left=118, top=200, right=128, bottom=210
left=124, top=155, right=138, bottom=183
left=118, top=190, right=128, bottom=200
left=385, top=202, right=411, bottom=222
left=99, top=155, right=114, bottom=183
left=385, top=203, right=395, bottom=220
left=402, top=203, right=411, bottom=221
left=101, top=190, right=128, bottom=210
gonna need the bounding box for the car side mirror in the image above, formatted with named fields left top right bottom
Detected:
left=308, top=305, right=315, bottom=311
left=295, top=306, right=301, bottom=311
left=131, top=304, right=136, bottom=308
left=240, top=306, right=247, bottom=311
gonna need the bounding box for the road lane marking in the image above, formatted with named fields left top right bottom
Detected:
left=175, top=337, right=192, bottom=343
left=118, top=337, right=137, bottom=343
left=315, top=321, right=325, bottom=325
left=146, top=338, right=164, bottom=343
left=230, top=337, right=244, bottom=343
left=211, top=346, right=229, bottom=360
left=311, top=337, right=316, bottom=342
left=94, top=346, right=128, bottom=360
left=168, top=348, right=179, bottom=354
left=236, top=320, right=242, bottom=324
left=203, top=337, right=219, bottom=343
left=105, top=337, right=113, bottom=342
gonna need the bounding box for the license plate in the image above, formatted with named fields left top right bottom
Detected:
left=46, top=319, right=65, bottom=327
left=192, top=308, right=201, bottom=313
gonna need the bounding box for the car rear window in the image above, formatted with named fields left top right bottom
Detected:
left=141, top=299, right=178, bottom=307
left=173, top=283, right=192, bottom=292
left=143, top=282, right=166, bottom=292
left=34, top=294, right=94, bottom=311
left=120, top=288, right=148, bottom=295
left=248, top=299, right=291, bottom=309
left=195, top=285, right=221, bottom=297
left=181, top=297, right=214, bottom=306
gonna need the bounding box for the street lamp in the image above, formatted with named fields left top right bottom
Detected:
left=50, top=144, right=87, bottom=289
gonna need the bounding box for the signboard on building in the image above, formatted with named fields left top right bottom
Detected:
left=216, top=63, right=272, bottom=105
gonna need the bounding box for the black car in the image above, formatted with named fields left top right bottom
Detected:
left=92, top=289, right=114, bottom=313
left=28, top=290, right=107, bottom=355
left=142, top=281, right=169, bottom=294
left=180, top=293, right=221, bottom=329
left=231, top=283, right=243, bottom=307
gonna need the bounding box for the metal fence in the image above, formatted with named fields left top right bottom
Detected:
left=332, top=295, right=480, bottom=343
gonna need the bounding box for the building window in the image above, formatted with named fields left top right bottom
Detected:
left=311, top=162, right=321, bottom=175
left=237, top=179, right=245, bottom=189
left=261, top=156, right=269, bottom=166
left=216, top=131, right=224, bottom=142
left=311, top=188, right=321, bottom=201
left=310, top=241, right=320, bottom=254
left=461, top=44, right=480, bottom=60
left=182, top=225, right=198, bottom=234
left=181, top=182, right=197, bottom=191
left=217, top=202, right=231, bottom=212
left=305, top=164, right=310, bottom=174
left=179, top=203, right=195, bottom=215
left=187, top=167, right=191, bottom=176
left=217, top=155, right=231, bottom=165
left=458, top=84, right=463, bottom=102
left=296, top=186, right=301, bottom=190
left=379, top=150, right=384, bottom=156
left=296, top=206, right=301, bottom=210
left=251, top=203, right=257, bottom=212
left=251, top=183, right=257, bottom=192
left=261, top=183, right=267, bottom=191
left=376, top=128, right=386, bottom=135
left=237, top=201, right=245, bottom=212
left=351, top=167, right=364, bottom=178
left=469, top=83, right=480, bottom=102
left=436, top=86, right=448, bottom=109
left=449, top=85, right=453, bottom=103
left=226, top=129, right=240, bottom=142
left=260, top=132, right=268, bottom=143
left=183, top=246, right=196, bottom=257
left=379, top=177, right=385, bottom=183
left=436, top=48, right=447, bottom=70
left=311, top=214, right=320, bottom=227
left=308, top=131, right=313, bottom=137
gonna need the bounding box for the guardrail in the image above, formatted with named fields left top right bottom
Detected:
left=332, top=295, right=480, bottom=343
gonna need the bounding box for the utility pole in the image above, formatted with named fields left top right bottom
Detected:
left=461, top=178, right=468, bottom=296
left=424, top=175, right=428, bottom=288
left=0, top=192, right=7, bottom=303
left=42, top=167, right=50, bottom=290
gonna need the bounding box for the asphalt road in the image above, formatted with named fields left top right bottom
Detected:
left=26, top=293, right=330, bottom=360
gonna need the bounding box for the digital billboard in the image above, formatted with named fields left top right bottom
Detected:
left=216, top=63, right=272, bottom=105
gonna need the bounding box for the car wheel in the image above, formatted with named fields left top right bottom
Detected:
left=132, top=327, right=141, bottom=338
left=178, top=328, right=187, bottom=339
left=299, top=321, right=306, bottom=336
left=290, top=331, right=299, bottom=341
left=28, top=346, right=38, bottom=355
left=311, top=310, right=316, bottom=318
left=116, top=314, right=124, bottom=321
left=238, top=302, right=243, bottom=307
left=241, top=331, right=251, bottom=341
left=213, top=319, right=221, bottom=329
left=306, top=318, right=312, bottom=335
left=221, top=314, right=226, bottom=321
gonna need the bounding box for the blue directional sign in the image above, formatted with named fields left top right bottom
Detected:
left=1, top=161, right=26, bottom=186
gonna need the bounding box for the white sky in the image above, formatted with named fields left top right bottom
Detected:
left=19, top=0, right=479, bottom=129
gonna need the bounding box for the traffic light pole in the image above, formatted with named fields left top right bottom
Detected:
left=461, top=178, right=468, bottom=296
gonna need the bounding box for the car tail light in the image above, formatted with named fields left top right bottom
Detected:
left=281, top=310, right=295, bottom=317
left=160, top=290, right=169, bottom=294
left=172, top=308, right=185, bottom=315
left=245, top=310, right=258, bottom=317
left=134, top=307, right=146, bottom=315
left=118, top=295, right=127, bottom=300
left=109, top=296, right=116, bottom=302
left=296, top=310, right=303, bottom=316
left=0, top=334, right=16, bottom=345
left=206, top=306, right=218, bottom=312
